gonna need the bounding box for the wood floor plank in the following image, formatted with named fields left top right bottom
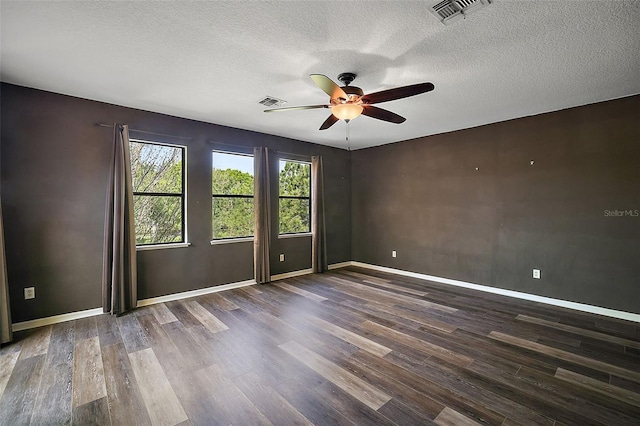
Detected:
left=434, top=407, right=482, bottom=426
left=72, top=335, right=107, bottom=408
left=102, top=342, right=152, bottom=425
left=18, top=325, right=51, bottom=359
left=273, top=281, right=329, bottom=302
left=239, top=284, right=263, bottom=295
left=361, top=320, right=473, bottom=367
left=312, top=380, right=396, bottom=426
left=72, top=396, right=111, bottom=425
left=117, top=312, right=149, bottom=353
left=233, top=370, right=313, bottom=426
left=0, top=350, right=19, bottom=400
left=162, top=364, right=231, bottom=426
left=205, top=292, right=240, bottom=311
left=340, top=270, right=391, bottom=283
left=377, top=397, right=438, bottom=425
left=96, top=312, right=122, bottom=347
left=182, top=299, right=229, bottom=333
left=489, top=331, right=640, bottom=383
left=305, top=315, right=392, bottom=357
left=197, top=363, right=272, bottom=425
left=151, top=302, right=179, bottom=324
left=165, top=300, right=203, bottom=327
left=74, top=316, right=98, bottom=341
left=165, top=322, right=216, bottom=371
left=31, top=321, right=74, bottom=425
left=517, top=314, right=640, bottom=350
left=370, top=302, right=457, bottom=333
left=0, top=354, right=45, bottom=425
left=328, top=275, right=457, bottom=314
left=555, top=367, right=640, bottom=408
left=467, top=359, right=632, bottom=425
left=362, top=278, right=429, bottom=297
left=128, top=347, right=188, bottom=426
left=279, top=340, right=392, bottom=410
left=348, top=348, right=502, bottom=425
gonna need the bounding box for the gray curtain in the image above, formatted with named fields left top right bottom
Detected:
left=254, top=147, right=271, bottom=284
left=311, top=156, right=328, bottom=273
left=102, top=124, right=137, bottom=315
left=0, top=198, right=12, bottom=344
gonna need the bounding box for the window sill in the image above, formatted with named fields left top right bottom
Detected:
left=210, top=237, right=254, bottom=245
left=278, top=232, right=312, bottom=239
left=136, top=242, right=191, bottom=251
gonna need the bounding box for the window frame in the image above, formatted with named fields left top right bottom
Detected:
left=278, top=158, right=312, bottom=236
left=129, top=138, right=187, bottom=247
left=211, top=150, right=255, bottom=241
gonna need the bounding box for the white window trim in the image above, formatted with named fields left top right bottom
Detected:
left=130, top=138, right=188, bottom=246
left=210, top=236, right=254, bottom=245
left=137, top=242, right=191, bottom=251
left=212, top=150, right=255, bottom=241
left=278, top=157, right=311, bottom=237
left=278, top=232, right=312, bottom=239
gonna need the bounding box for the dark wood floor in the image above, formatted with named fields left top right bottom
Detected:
left=1, top=267, right=639, bottom=425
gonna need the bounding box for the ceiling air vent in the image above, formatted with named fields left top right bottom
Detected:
left=258, top=96, right=286, bottom=108
left=430, top=0, right=492, bottom=25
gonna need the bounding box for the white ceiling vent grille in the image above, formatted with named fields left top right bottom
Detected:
left=258, top=96, right=286, bottom=108
left=430, top=0, right=493, bottom=25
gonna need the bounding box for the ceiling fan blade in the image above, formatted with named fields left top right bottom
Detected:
left=361, top=105, right=406, bottom=124
left=319, top=114, right=339, bottom=130
left=361, top=82, right=434, bottom=105
left=264, top=104, right=328, bottom=113
left=310, top=74, right=349, bottom=100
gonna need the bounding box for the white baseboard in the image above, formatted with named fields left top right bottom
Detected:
left=12, top=307, right=104, bottom=332
left=328, top=262, right=352, bottom=270
left=136, top=279, right=256, bottom=307
left=271, top=268, right=314, bottom=281
left=11, top=279, right=257, bottom=332
left=18, top=260, right=630, bottom=332
left=270, top=261, right=352, bottom=279
left=350, top=261, right=640, bottom=324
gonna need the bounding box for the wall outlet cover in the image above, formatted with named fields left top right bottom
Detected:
left=533, top=269, right=541, bottom=279
left=24, top=287, right=35, bottom=299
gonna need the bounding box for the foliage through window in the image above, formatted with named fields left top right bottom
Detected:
left=279, top=160, right=310, bottom=234
left=130, top=140, right=185, bottom=245
left=212, top=152, right=254, bottom=239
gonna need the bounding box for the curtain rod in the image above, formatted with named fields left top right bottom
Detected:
left=93, top=123, right=193, bottom=141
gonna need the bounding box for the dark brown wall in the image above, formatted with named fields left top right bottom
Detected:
left=1, top=83, right=351, bottom=323
left=352, top=95, right=640, bottom=314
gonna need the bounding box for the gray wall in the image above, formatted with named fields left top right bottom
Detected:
left=1, top=83, right=351, bottom=323
left=352, top=95, right=640, bottom=314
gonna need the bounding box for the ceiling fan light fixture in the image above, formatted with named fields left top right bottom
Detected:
left=331, top=103, right=363, bottom=121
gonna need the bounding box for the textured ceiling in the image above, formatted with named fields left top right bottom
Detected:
left=2, top=1, right=639, bottom=150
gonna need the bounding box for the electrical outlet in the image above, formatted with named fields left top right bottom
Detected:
left=279, top=254, right=285, bottom=262
left=533, top=269, right=541, bottom=279
left=24, top=287, right=35, bottom=300
left=392, top=250, right=397, bottom=258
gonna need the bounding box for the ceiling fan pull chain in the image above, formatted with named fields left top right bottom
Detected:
left=346, top=120, right=351, bottom=151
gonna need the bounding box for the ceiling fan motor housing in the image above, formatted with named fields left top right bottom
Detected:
left=337, top=72, right=357, bottom=86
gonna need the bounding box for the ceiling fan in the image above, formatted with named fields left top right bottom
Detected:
left=264, top=73, right=435, bottom=130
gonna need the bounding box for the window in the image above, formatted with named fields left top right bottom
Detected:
left=129, top=140, right=185, bottom=245
left=212, top=152, right=254, bottom=239
left=279, top=159, right=311, bottom=235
